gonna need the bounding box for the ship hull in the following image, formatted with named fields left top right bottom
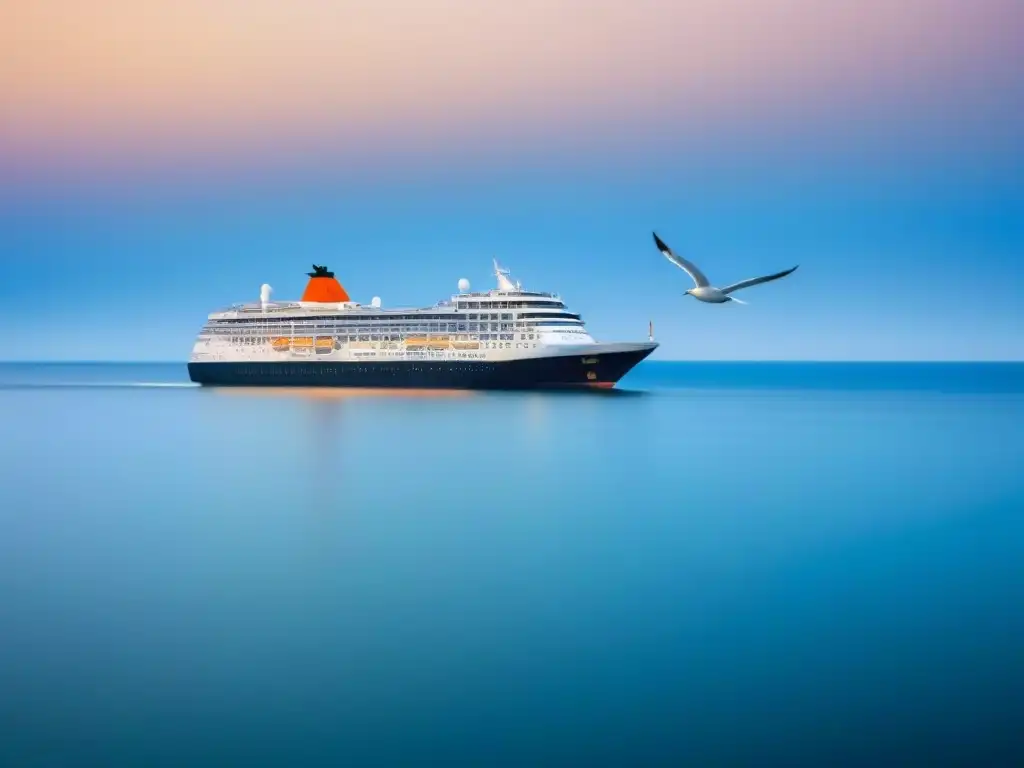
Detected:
left=188, top=343, right=656, bottom=390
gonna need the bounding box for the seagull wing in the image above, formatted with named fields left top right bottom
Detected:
left=652, top=232, right=710, bottom=288
left=720, top=265, right=799, bottom=295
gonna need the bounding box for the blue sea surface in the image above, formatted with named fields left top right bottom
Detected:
left=1, top=362, right=1022, bottom=766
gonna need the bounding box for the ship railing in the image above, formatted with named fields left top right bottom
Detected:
left=231, top=302, right=303, bottom=312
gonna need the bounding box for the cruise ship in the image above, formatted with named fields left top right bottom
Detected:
left=187, top=261, right=657, bottom=389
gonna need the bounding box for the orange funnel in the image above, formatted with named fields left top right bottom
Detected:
left=301, top=264, right=350, bottom=303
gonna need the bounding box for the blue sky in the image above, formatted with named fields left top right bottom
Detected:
left=1, top=0, right=1021, bottom=361
left=2, top=148, right=1021, bottom=362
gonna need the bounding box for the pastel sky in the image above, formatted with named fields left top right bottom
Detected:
left=1, top=0, right=1021, bottom=360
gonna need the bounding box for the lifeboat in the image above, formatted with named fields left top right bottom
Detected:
left=270, top=337, right=334, bottom=351
left=404, top=336, right=451, bottom=350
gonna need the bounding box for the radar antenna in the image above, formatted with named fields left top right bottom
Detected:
left=493, top=258, right=518, bottom=292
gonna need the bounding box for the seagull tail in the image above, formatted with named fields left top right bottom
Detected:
left=730, top=296, right=749, bottom=305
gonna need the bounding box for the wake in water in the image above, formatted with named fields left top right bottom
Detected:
left=0, top=382, right=201, bottom=390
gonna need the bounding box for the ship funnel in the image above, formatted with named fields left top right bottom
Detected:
left=301, top=264, right=351, bottom=303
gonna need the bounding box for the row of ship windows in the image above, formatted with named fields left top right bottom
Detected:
left=359, top=344, right=528, bottom=353
left=217, top=309, right=574, bottom=324
left=204, top=321, right=583, bottom=335
left=221, top=312, right=512, bottom=324
left=455, top=301, right=564, bottom=310
left=205, top=325, right=517, bottom=335
left=220, top=333, right=537, bottom=344
left=462, top=312, right=580, bottom=321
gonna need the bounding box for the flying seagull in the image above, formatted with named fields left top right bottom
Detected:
left=652, top=232, right=798, bottom=304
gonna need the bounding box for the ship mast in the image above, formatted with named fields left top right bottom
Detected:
left=493, top=258, right=518, bottom=292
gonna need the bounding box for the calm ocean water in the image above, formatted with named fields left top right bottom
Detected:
left=1, top=361, right=1022, bottom=767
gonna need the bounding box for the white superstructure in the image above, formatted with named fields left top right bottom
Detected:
left=190, top=260, right=600, bottom=366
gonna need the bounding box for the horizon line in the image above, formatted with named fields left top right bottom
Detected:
left=2, top=360, right=1023, bottom=366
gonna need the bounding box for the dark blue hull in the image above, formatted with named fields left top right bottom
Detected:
left=188, top=344, right=656, bottom=389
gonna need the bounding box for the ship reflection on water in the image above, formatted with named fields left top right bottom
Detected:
left=209, top=385, right=646, bottom=400
left=212, top=386, right=477, bottom=400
